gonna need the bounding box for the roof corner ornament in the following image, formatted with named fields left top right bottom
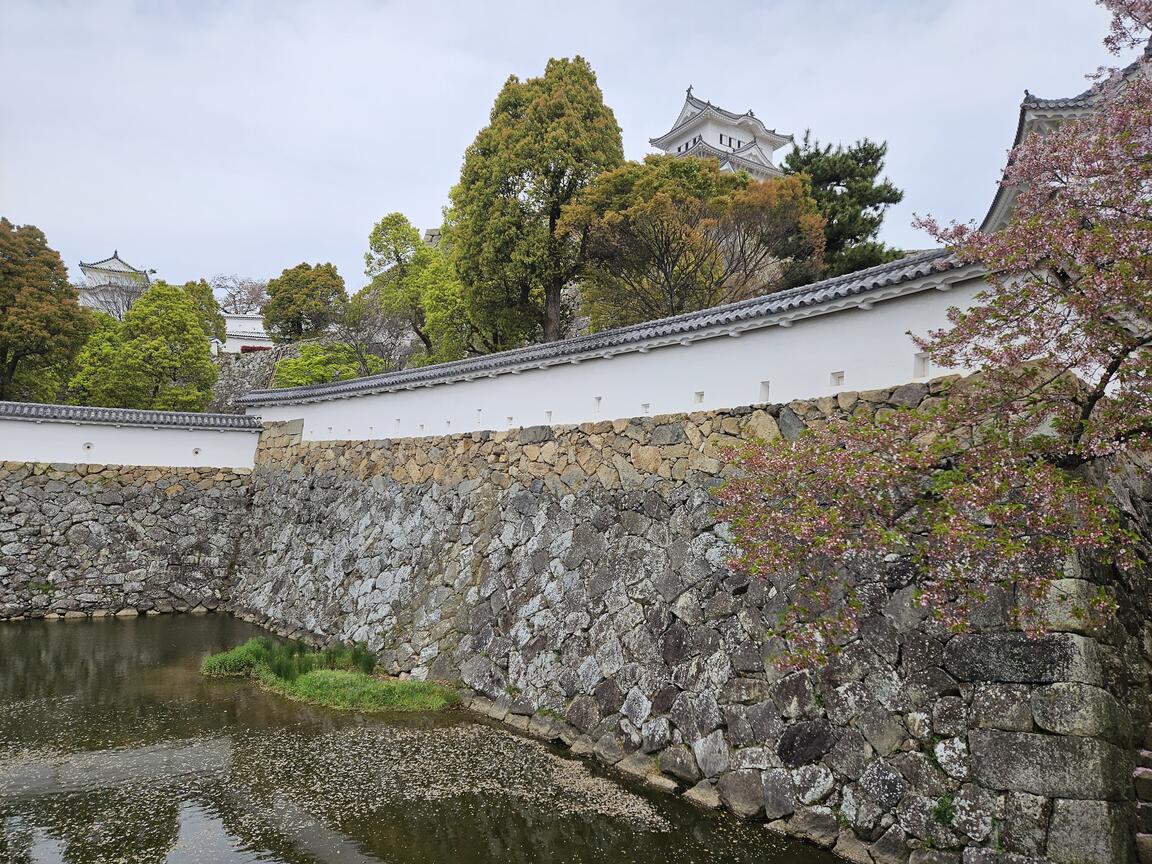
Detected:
left=686, top=84, right=693, bottom=97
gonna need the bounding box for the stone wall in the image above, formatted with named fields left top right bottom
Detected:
left=0, top=462, right=250, bottom=619
left=209, top=343, right=300, bottom=414
left=234, top=383, right=1149, bottom=864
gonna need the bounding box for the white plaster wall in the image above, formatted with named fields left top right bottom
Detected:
left=219, top=334, right=275, bottom=354
left=249, top=279, right=983, bottom=442
left=0, top=420, right=260, bottom=468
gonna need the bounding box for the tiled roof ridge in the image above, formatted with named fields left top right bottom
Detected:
left=1022, top=49, right=1148, bottom=110
left=240, top=248, right=962, bottom=408
left=0, top=401, right=263, bottom=431
left=79, top=251, right=146, bottom=273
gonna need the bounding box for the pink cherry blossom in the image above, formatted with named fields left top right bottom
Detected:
left=718, top=0, right=1147, bottom=670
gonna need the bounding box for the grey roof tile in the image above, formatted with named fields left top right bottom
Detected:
left=0, top=401, right=262, bottom=431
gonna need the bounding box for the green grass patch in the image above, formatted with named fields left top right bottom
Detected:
left=201, top=637, right=457, bottom=713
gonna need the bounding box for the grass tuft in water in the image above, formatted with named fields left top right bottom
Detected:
left=201, top=637, right=457, bottom=712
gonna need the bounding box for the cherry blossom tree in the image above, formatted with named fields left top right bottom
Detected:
left=718, top=0, right=1151, bottom=670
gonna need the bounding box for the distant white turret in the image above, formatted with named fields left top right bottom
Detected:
left=77, top=250, right=152, bottom=319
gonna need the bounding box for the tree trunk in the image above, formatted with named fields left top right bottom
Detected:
left=543, top=282, right=563, bottom=342
left=0, top=351, right=18, bottom=401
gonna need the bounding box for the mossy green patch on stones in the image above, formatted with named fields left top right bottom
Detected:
left=201, top=637, right=457, bottom=713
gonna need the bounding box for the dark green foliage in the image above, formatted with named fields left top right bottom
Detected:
left=448, top=56, right=624, bottom=347
left=933, top=794, right=956, bottom=826
left=0, top=218, right=93, bottom=401
left=263, top=262, right=347, bottom=343
left=783, top=133, right=905, bottom=277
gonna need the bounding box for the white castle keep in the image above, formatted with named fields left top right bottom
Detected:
left=649, top=87, right=791, bottom=180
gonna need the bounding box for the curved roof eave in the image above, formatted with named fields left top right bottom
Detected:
left=240, top=249, right=976, bottom=410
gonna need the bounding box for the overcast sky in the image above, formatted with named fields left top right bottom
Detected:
left=0, top=0, right=1134, bottom=290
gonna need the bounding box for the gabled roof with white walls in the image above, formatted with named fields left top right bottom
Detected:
left=240, top=248, right=978, bottom=408
left=981, top=46, right=1149, bottom=231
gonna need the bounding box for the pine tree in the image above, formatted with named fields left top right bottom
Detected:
left=783, top=133, right=904, bottom=277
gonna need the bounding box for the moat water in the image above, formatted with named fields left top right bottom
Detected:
left=0, top=615, right=835, bottom=863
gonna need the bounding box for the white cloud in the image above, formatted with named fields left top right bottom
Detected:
left=0, top=0, right=1127, bottom=288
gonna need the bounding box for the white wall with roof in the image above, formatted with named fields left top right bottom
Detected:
left=246, top=273, right=984, bottom=442
left=0, top=413, right=261, bottom=468
left=217, top=313, right=275, bottom=355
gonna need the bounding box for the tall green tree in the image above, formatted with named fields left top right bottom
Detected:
left=179, top=279, right=226, bottom=344
left=783, top=133, right=904, bottom=277
left=403, top=245, right=472, bottom=365
left=366, top=212, right=472, bottom=364
left=0, top=218, right=92, bottom=401
left=69, top=283, right=217, bottom=411
left=263, top=262, right=346, bottom=342
left=560, top=156, right=825, bottom=330
left=365, top=213, right=432, bottom=354
left=448, top=56, right=623, bottom=348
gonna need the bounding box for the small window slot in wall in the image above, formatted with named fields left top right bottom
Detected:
left=693, top=391, right=705, bottom=404
left=914, top=352, right=931, bottom=379
left=830, top=371, right=845, bottom=387
left=641, top=403, right=650, bottom=415
left=759, top=381, right=771, bottom=403
left=507, top=416, right=514, bottom=428
left=594, top=396, right=602, bottom=416
left=545, top=410, right=553, bottom=423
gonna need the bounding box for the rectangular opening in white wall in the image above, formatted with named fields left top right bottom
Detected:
left=507, top=416, right=514, bottom=428
left=914, top=352, right=931, bottom=379
left=830, top=371, right=845, bottom=387
left=759, top=381, right=771, bottom=403
left=594, top=396, right=602, bottom=416
left=545, top=410, right=552, bottom=423
left=693, top=391, right=705, bottom=404
left=641, top=403, right=650, bottom=415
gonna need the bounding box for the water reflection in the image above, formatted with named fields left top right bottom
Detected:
left=0, top=616, right=834, bottom=863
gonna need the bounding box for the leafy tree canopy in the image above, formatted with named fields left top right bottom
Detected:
left=367, top=212, right=472, bottom=365
left=560, top=155, right=825, bottom=330
left=0, top=218, right=93, bottom=401
left=272, top=342, right=389, bottom=388
left=264, top=262, right=347, bottom=342
left=180, top=279, right=227, bottom=344
left=69, top=283, right=217, bottom=411
left=783, top=133, right=904, bottom=277
left=448, top=56, right=623, bottom=349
